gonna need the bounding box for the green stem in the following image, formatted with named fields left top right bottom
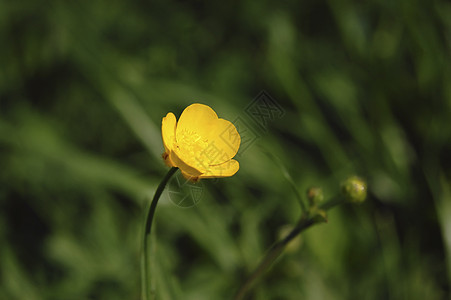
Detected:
left=319, top=196, right=344, bottom=211
left=142, top=167, right=178, bottom=300
left=234, top=196, right=346, bottom=300
left=261, top=149, right=308, bottom=213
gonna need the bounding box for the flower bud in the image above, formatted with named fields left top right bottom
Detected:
left=307, top=186, right=324, bottom=206
left=341, top=176, right=367, bottom=203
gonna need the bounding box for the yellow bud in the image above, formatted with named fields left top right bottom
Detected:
left=341, top=176, right=367, bottom=203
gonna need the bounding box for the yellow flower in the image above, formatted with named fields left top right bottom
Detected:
left=161, top=103, right=241, bottom=181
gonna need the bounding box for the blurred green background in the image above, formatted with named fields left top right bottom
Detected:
left=1, top=0, right=451, bottom=299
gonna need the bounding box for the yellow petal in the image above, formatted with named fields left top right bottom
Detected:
left=176, top=103, right=218, bottom=144
left=199, top=159, right=240, bottom=178
left=180, top=171, right=200, bottom=182
left=161, top=112, right=177, bottom=153
left=168, top=103, right=241, bottom=178
left=204, top=118, right=241, bottom=165
left=170, top=148, right=204, bottom=177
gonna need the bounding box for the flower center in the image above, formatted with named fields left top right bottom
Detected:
left=175, top=129, right=210, bottom=170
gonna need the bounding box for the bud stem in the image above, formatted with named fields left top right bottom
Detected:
left=234, top=195, right=347, bottom=300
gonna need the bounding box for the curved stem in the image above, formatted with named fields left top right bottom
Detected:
left=142, top=167, right=178, bottom=300
left=234, top=196, right=346, bottom=300
left=261, top=149, right=308, bottom=213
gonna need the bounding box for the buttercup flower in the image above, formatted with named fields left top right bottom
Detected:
left=161, top=103, right=241, bottom=180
